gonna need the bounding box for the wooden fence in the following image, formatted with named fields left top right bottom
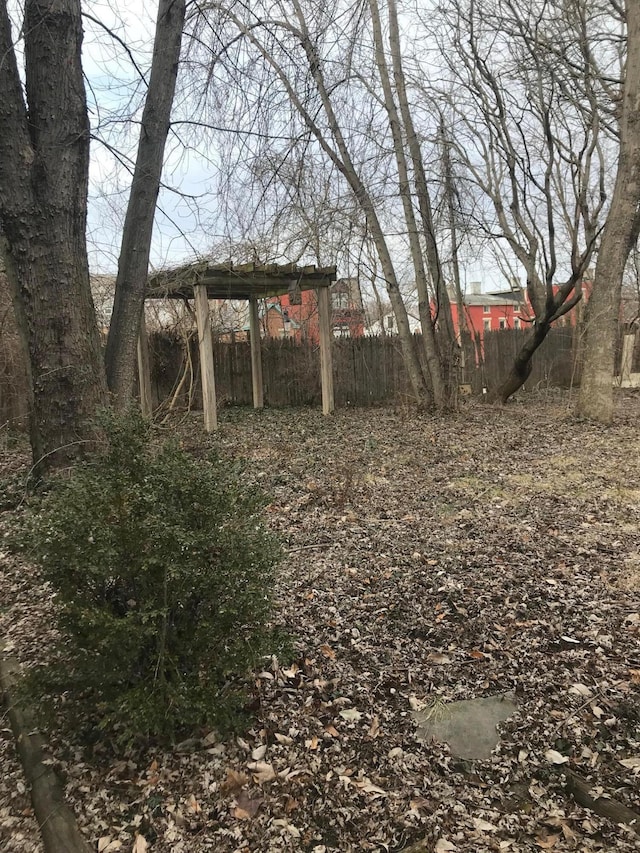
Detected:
left=2, top=324, right=637, bottom=427
left=147, top=326, right=587, bottom=413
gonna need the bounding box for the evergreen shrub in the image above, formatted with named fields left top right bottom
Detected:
left=18, top=411, right=280, bottom=743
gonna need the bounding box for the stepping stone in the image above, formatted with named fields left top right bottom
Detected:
left=412, top=693, right=517, bottom=760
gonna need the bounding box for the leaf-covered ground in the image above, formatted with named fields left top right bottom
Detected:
left=1, top=392, right=640, bottom=853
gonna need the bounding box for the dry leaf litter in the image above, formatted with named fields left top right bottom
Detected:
left=1, top=392, right=639, bottom=852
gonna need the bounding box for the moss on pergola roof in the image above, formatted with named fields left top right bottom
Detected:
left=147, top=261, right=337, bottom=301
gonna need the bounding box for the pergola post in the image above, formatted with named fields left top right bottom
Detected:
left=194, top=284, right=218, bottom=431
left=620, top=334, right=634, bottom=385
left=137, top=309, right=153, bottom=419
left=317, top=285, right=335, bottom=414
left=249, top=297, right=264, bottom=409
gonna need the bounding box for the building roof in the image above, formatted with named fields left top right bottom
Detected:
left=147, top=261, right=337, bottom=301
left=464, top=292, right=523, bottom=307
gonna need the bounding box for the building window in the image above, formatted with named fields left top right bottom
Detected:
left=514, top=318, right=521, bottom=329
left=483, top=318, right=491, bottom=331
left=386, top=315, right=395, bottom=331
left=499, top=318, right=506, bottom=329
left=333, top=291, right=349, bottom=309
left=483, top=305, right=491, bottom=313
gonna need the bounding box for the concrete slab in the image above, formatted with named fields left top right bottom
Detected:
left=412, top=693, right=517, bottom=760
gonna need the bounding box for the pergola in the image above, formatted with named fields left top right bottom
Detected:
left=141, top=261, right=337, bottom=429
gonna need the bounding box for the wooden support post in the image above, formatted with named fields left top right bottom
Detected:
left=194, top=284, right=218, bottom=431
left=620, top=334, right=634, bottom=384
left=249, top=297, right=264, bottom=409
left=317, top=285, right=335, bottom=414
left=137, top=309, right=153, bottom=419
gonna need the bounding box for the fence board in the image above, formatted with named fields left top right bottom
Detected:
left=1, top=324, right=637, bottom=426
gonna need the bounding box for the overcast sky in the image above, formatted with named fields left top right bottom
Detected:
left=81, top=0, right=506, bottom=290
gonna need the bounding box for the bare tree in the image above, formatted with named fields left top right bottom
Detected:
left=578, top=0, right=640, bottom=422
left=105, top=0, right=186, bottom=407
left=191, top=0, right=464, bottom=406
left=431, top=0, right=614, bottom=401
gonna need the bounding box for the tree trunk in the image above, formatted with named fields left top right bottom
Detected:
left=0, top=0, right=107, bottom=471
left=490, top=322, right=550, bottom=403
left=578, top=0, right=640, bottom=423
left=370, top=0, right=447, bottom=409
left=105, top=0, right=186, bottom=407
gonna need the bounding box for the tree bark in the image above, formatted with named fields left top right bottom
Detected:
left=105, top=0, right=186, bottom=407
left=489, top=321, right=549, bottom=403
left=578, top=0, right=640, bottom=423
left=0, top=0, right=107, bottom=471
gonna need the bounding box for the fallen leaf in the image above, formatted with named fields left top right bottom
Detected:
left=435, top=839, right=457, bottom=852
left=339, top=708, right=362, bottom=722
left=357, top=779, right=387, bottom=797
left=619, top=757, right=640, bottom=772
left=131, top=835, right=148, bottom=853
left=251, top=744, right=267, bottom=760
left=368, top=714, right=380, bottom=738
left=427, top=652, right=452, bottom=664
left=569, top=683, right=593, bottom=697
left=275, top=732, right=293, bottom=745
left=98, top=838, right=122, bottom=853
left=473, top=817, right=498, bottom=832
left=248, top=760, right=276, bottom=783
left=232, top=791, right=263, bottom=820
left=545, top=749, right=569, bottom=765
left=536, top=834, right=559, bottom=849
left=468, top=649, right=487, bottom=659
left=220, top=768, right=249, bottom=793
left=324, top=724, right=340, bottom=737
left=284, top=796, right=299, bottom=813
left=186, top=793, right=201, bottom=813
left=319, top=644, right=336, bottom=660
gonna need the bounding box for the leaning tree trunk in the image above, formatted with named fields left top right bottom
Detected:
left=578, top=0, right=640, bottom=423
left=105, top=0, right=186, bottom=407
left=489, top=321, right=551, bottom=403
left=0, top=0, right=107, bottom=472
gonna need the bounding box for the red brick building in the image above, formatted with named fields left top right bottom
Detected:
left=448, top=278, right=592, bottom=342
left=264, top=278, right=365, bottom=342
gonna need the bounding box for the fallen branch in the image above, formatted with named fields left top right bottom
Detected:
left=0, top=646, right=92, bottom=853
left=563, top=767, right=640, bottom=834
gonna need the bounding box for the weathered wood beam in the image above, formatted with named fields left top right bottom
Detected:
left=249, top=297, right=264, bottom=409
left=317, top=285, right=335, bottom=415
left=0, top=647, right=92, bottom=853
left=194, top=284, right=217, bottom=431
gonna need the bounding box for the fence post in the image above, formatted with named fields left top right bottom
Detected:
left=317, top=285, right=335, bottom=414
left=194, top=285, right=218, bottom=431
left=249, top=297, right=264, bottom=408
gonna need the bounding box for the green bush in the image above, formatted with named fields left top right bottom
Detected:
left=18, top=411, right=280, bottom=744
